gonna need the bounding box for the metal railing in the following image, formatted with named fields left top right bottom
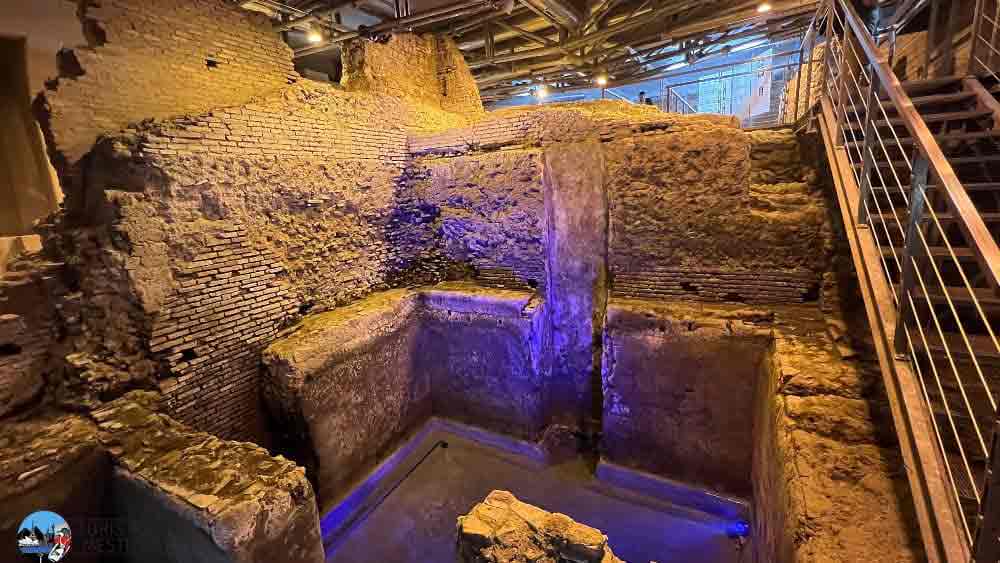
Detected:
left=973, top=0, right=1000, bottom=83
left=648, top=38, right=826, bottom=129
left=658, top=88, right=697, bottom=115
left=816, top=0, right=1000, bottom=560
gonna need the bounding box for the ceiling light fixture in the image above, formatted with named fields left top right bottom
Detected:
left=306, top=25, right=324, bottom=43
left=757, top=2, right=772, bottom=13
left=596, top=75, right=608, bottom=86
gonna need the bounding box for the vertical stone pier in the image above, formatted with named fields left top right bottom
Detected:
left=542, top=140, right=608, bottom=430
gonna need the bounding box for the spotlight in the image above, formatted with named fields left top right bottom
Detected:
left=596, top=75, right=608, bottom=86
left=535, top=85, right=549, bottom=98
left=306, top=26, right=324, bottom=43
left=757, top=2, right=772, bottom=13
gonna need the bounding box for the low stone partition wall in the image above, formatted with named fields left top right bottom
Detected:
left=95, top=392, right=324, bottom=563
left=457, top=490, right=623, bottom=563
left=602, top=299, right=772, bottom=500
left=603, top=298, right=923, bottom=563
left=262, top=289, right=428, bottom=507
left=1, top=413, right=110, bottom=563
left=263, top=282, right=541, bottom=508
left=418, top=283, right=545, bottom=439
left=2, top=392, right=324, bottom=563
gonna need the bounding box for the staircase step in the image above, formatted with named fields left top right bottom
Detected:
left=856, top=154, right=1000, bottom=170
left=882, top=245, right=977, bottom=260
left=845, top=110, right=995, bottom=131
left=895, top=283, right=1000, bottom=310
left=907, top=330, right=1000, bottom=361
left=844, top=130, right=1000, bottom=150
left=882, top=182, right=1000, bottom=194
left=897, top=76, right=964, bottom=97
left=873, top=212, right=1000, bottom=225
left=847, top=91, right=977, bottom=114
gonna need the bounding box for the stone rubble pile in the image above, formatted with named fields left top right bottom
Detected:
left=457, top=490, right=623, bottom=563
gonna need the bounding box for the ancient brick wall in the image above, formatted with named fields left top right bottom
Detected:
left=150, top=227, right=297, bottom=440
left=27, top=21, right=482, bottom=442
left=342, top=34, right=485, bottom=119
left=409, top=106, right=829, bottom=302
left=37, top=0, right=298, bottom=169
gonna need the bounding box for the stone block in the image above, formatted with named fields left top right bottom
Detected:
left=457, top=490, right=623, bottom=563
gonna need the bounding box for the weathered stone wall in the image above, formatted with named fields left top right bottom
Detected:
left=418, top=284, right=545, bottom=439
left=0, top=413, right=110, bottom=563
left=406, top=149, right=546, bottom=290
left=602, top=300, right=772, bottom=499
left=437, top=37, right=485, bottom=116
left=37, top=0, right=298, bottom=171
left=342, top=34, right=484, bottom=118
left=409, top=107, right=830, bottom=303
left=2, top=392, right=324, bottom=563
left=607, top=128, right=831, bottom=303
left=755, top=306, right=924, bottom=563
left=263, top=284, right=549, bottom=503
left=263, top=290, right=429, bottom=508
left=94, top=393, right=325, bottom=563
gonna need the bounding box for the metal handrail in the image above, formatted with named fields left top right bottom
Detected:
left=838, top=0, right=1000, bottom=293
left=816, top=0, right=1000, bottom=559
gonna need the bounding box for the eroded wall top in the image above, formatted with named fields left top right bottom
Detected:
left=38, top=0, right=298, bottom=169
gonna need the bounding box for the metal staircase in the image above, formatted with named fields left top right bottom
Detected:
left=809, top=1, right=1000, bottom=561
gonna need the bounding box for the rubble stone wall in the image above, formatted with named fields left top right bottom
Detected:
left=342, top=34, right=484, bottom=119
left=602, top=300, right=772, bottom=499
left=607, top=128, right=830, bottom=304
left=406, top=149, right=546, bottom=290
left=262, top=290, right=429, bottom=508
left=418, top=284, right=545, bottom=439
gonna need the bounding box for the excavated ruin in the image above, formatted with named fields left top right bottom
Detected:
left=1, top=1, right=925, bottom=562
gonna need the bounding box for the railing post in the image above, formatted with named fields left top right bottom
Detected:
left=974, top=418, right=1000, bottom=562
left=971, top=0, right=984, bottom=76
left=794, top=34, right=806, bottom=123
left=893, top=152, right=929, bottom=357
left=857, top=66, right=880, bottom=225
left=833, top=9, right=853, bottom=146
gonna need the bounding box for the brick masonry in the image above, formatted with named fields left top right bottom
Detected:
left=150, top=226, right=297, bottom=440
left=18, top=0, right=486, bottom=442
left=37, top=0, right=298, bottom=170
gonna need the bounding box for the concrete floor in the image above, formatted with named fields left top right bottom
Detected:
left=324, top=421, right=746, bottom=563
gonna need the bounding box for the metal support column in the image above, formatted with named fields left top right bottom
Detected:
left=893, top=152, right=929, bottom=356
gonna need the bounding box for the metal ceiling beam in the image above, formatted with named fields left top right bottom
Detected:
left=456, top=16, right=555, bottom=49
left=519, top=0, right=582, bottom=29
left=294, top=0, right=490, bottom=56
left=467, top=1, right=689, bottom=68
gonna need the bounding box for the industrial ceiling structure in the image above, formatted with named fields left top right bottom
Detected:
left=242, top=0, right=823, bottom=102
